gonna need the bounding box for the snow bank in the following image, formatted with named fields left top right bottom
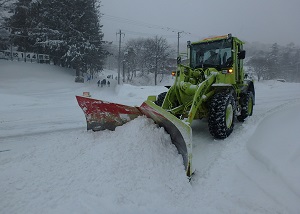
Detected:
left=1, top=60, right=300, bottom=213
left=0, top=117, right=198, bottom=214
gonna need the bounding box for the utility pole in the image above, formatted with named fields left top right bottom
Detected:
left=177, top=31, right=183, bottom=57
left=297, top=62, right=300, bottom=82
left=155, top=36, right=158, bottom=86
left=9, top=27, right=13, bottom=61
left=116, top=30, right=125, bottom=84
left=10, top=40, right=13, bottom=61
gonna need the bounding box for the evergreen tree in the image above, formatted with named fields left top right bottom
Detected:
left=280, top=43, right=295, bottom=80
left=0, top=0, right=13, bottom=49
left=5, top=0, right=108, bottom=78
left=267, top=43, right=280, bottom=79
left=7, top=0, right=34, bottom=52
left=247, top=50, right=270, bottom=81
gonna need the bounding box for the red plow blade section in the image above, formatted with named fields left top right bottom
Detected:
left=76, top=96, right=142, bottom=131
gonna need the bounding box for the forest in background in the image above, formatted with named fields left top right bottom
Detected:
left=1, top=0, right=300, bottom=83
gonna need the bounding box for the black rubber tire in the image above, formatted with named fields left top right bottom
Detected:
left=237, top=91, right=254, bottom=122
left=208, top=92, right=236, bottom=139
left=155, top=92, right=167, bottom=106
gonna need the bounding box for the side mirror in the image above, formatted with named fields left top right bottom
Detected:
left=177, top=56, right=181, bottom=65
left=187, top=41, right=191, bottom=48
left=238, top=50, right=246, bottom=59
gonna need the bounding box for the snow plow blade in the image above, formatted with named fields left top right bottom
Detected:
left=139, top=100, right=193, bottom=176
left=76, top=96, right=193, bottom=177
left=76, top=96, right=142, bottom=131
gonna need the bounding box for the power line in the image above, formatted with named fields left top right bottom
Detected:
left=101, top=13, right=190, bottom=35
left=101, top=13, right=192, bottom=53
left=121, top=29, right=177, bottom=38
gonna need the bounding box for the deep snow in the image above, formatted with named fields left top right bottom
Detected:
left=1, top=60, right=300, bottom=214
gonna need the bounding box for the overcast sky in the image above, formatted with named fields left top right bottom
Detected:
left=100, top=0, right=300, bottom=46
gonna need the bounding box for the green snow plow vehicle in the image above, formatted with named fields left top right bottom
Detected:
left=76, top=34, right=255, bottom=177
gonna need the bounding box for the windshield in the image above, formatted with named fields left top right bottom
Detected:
left=190, top=39, right=232, bottom=69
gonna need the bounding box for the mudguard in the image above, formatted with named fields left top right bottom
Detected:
left=76, top=96, right=193, bottom=176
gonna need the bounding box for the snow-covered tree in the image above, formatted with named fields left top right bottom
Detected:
left=6, top=0, right=34, bottom=52
left=5, top=0, right=108, bottom=78
left=124, top=36, right=173, bottom=85
left=246, top=42, right=300, bottom=82
left=247, top=50, right=270, bottom=81
left=266, top=43, right=280, bottom=79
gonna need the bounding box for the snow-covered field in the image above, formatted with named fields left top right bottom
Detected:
left=1, top=60, right=300, bottom=214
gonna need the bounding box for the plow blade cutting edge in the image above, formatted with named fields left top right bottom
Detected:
left=76, top=96, right=193, bottom=177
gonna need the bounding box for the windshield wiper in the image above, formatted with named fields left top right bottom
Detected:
left=194, top=63, right=204, bottom=69
left=202, top=63, right=222, bottom=70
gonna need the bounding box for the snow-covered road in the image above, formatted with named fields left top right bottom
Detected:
left=1, top=60, right=300, bottom=213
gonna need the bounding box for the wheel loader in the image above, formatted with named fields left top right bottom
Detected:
left=76, top=34, right=255, bottom=177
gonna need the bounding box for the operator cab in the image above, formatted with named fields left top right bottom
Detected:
left=189, top=34, right=234, bottom=70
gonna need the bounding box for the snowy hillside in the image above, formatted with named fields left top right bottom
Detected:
left=1, top=60, right=300, bottom=214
